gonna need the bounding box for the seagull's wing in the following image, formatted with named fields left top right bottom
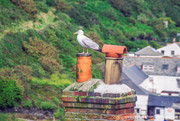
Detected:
left=82, top=36, right=99, bottom=50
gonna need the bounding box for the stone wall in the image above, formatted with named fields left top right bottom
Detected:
left=61, top=79, right=137, bottom=121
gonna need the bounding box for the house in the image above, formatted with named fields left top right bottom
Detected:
left=157, top=41, right=180, bottom=57
left=172, top=103, right=180, bottom=121
left=123, top=56, right=180, bottom=76
left=148, top=95, right=180, bottom=121
left=122, top=65, right=150, bottom=119
left=135, top=46, right=162, bottom=57
left=140, top=75, right=180, bottom=95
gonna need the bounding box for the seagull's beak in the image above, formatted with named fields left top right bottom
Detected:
left=74, top=32, right=77, bottom=35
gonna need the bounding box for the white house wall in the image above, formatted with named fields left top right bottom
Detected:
left=165, top=107, right=175, bottom=120
left=154, top=107, right=165, bottom=121
left=157, top=43, right=180, bottom=57
left=135, top=95, right=148, bottom=117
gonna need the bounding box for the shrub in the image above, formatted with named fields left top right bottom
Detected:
left=23, top=37, right=59, bottom=59
left=40, top=101, right=55, bottom=110
left=108, top=0, right=132, bottom=17
left=0, top=79, right=21, bottom=108
left=10, top=0, right=37, bottom=15
left=39, top=57, right=62, bottom=73
left=36, top=1, right=49, bottom=13
left=67, top=5, right=100, bottom=28
left=54, top=108, right=65, bottom=120
left=150, top=41, right=162, bottom=49
left=55, top=0, right=70, bottom=12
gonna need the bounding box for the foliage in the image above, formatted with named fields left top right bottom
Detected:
left=23, top=37, right=59, bottom=59
left=40, top=101, right=55, bottom=110
left=0, top=79, right=21, bottom=108
left=55, top=0, right=70, bottom=12
left=39, top=57, right=62, bottom=73
left=10, top=0, right=37, bottom=16
left=54, top=108, right=65, bottom=120
left=0, top=1, right=179, bottom=118
left=0, top=113, right=21, bottom=121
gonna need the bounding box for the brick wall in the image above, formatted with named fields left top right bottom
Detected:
left=62, top=91, right=137, bottom=121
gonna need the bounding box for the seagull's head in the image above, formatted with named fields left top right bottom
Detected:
left=74, top=30, right=84, bottom=35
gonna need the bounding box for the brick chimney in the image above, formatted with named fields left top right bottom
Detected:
left=61, top=45, right=136, bottom=121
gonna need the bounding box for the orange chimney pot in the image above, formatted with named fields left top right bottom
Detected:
left=76, top=53, right=92, bottom=83
left=102, top=44, right=127, bottom=58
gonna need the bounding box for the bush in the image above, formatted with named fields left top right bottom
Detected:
left=39, top=57, right=62, bottom=73
left=108, top=0, right=132, bottom=17
left=67, top=5, right=100, bottom=28
left=36, top=1, right=49, bottom=13
left=40, top=101, right=55, bottom=110
left=54, top=108, right=65, bottom=120
left=0, top=79, right=21, bottom=108
left=23, top=37, right=59, bottom=59
left=55, top=0, right=70, bottom=12
left=10, top=0, right=37, bottom=15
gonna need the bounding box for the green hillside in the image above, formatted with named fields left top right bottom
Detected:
left=0, top=0, right=180, bottom=120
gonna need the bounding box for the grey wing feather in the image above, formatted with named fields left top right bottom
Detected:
left=82, top=36, right=99, bottom=50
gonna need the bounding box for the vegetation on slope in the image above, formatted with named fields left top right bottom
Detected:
left=0, top=0, right=180, bottom=120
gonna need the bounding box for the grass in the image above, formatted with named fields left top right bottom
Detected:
left=0, top=113, right=22, bottom=121
left=31, top=73, right=73, bottom=89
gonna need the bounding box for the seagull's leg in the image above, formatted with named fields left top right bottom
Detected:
left=87, top=48, right=88, bottom=53
left=83, top=48, right=84, bottom=53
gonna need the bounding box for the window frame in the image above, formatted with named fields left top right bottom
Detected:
left=162, top=64, right=168, bottom=69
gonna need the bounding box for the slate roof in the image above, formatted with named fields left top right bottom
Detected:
left=123, top=65, right=148, bottom=85
left=123, top=56, right=180, bottom=76
left=122, top=72, right=150, bottom=95
left=148, top=94, right=180, bottom=107
left=135, top=46, right=162, bottom=56
left=172, top=103, right=180, bottom=109
left=122, top=65, right=150, bottom=95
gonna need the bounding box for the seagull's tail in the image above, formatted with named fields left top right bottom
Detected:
left=96, top=48, right=102, bottom=53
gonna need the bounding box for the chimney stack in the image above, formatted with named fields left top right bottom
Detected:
left=76, top=53, right=92, bottom=83
left=102, top=44, right=127, bottom=84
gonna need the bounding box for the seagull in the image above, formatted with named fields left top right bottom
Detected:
left=74, top=30, right=101, bottom=53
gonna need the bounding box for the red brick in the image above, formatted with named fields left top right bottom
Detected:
left=61, top=97, right=76, bottom=102
left=79, top=92, right=87, bottom=96
left=126, top=103, right=134, bottom=108
left=116, top=109, right=126, bottom=114
left=80, top=98, right=86, bottom=102
left=86, top=114, right=101, bottom=119
left=65, top=108, right=79, bottom=113
left=126, top=108, right=134, bottom=113
left=63, top=103, right=69, bottom=107
left=78, top=109, right=88, bottom=113
left=128, top=92, right=132, bottom=95
left=102, top=115, right=116, bottom=120
left=74, top=91, right=79, bottom=96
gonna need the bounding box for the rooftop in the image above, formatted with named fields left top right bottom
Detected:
left=135, top=46, right=162, bottom=56
left=148, top=94, right=180, bottom=107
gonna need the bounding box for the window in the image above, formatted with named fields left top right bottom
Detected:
left=162, top=64, right=168, bottom=69
left=177, top=66, right=180, bottom=73
left=156, top=109, right=160, bottom=114
left=175, top=109, right=180, bottom=120
left=142, top=64, right=154, bottom=72
left=171, top=51, right=175, bottom=55
left=136, top=108, right=140, bottom=113
left=161, top=50, right=165, bottom=54
left=177, top=79, right=180, bottom=88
